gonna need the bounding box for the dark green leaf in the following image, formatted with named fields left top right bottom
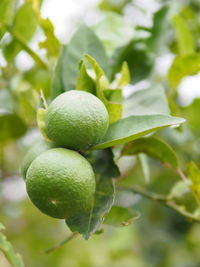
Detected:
left=0, top=112, right=27, bottom=142
left=0, top=0, right=17, bottom=38
left=85, top=149, right=120, bottom=178
left=111, top=40, right=154, bottom=84
left=62, top=25, right=109, bottom=91
left=69, top=149, right=120, bottom=239
left=104, top=206, right=140, bottom=227
left=92, top=115, right=185, bottom=150
left=122, top=137, right=179, bottom=168
left=123, top=86, right=170, bottom=117
left=51, top=47, right=66, bottom=99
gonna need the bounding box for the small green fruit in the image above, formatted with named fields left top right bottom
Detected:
left=45, top=90, right=109, bottom=150
left=21, top=139, right=53, bottom=178
left=26, top=148, right=96, bottom=220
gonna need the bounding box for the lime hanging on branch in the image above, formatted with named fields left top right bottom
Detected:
left=26, top=148, right=96, bottom=220
left=45, top=90, right=109, bottom=150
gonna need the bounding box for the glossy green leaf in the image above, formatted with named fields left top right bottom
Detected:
left=75, top=60, right=95, bottom=94
left=146, top=6, right=169, bottom=51
left=68, top=149, right=120, bottom=239
left=104, top=206, right=140, bottom=227
left=0, top=112, right=27, bottom=142
left=168, top=54, right=200, bottom=88
left=172, top=15, right=195, bottom=55
left=123, top=86, right=170, bottom=117
left=122, top=137, right=179, bottom=168
left=92, top=114, right=185, bottom=150
left=0, top=224, right=24, bottom=267
left=62, top=25, right=109, bottom=91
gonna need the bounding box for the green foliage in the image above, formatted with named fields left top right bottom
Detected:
left=93, top=115, right=185, bottom=150
left=0, top=223, right=24, bottom=267
left=104, top=206, right=140, bottom=226
left=123, top=86, right=170, bottom=116
left=121, top=137, right=178, bottom=168
left=1, top=0, right=200, bottom=265
left=61, top=25, right=110, bottom=91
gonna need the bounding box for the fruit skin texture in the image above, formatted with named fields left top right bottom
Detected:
left=26, top=148, right=96, bottom=220
left=21, top=139, right=54, bottom=179
left=45, top=90, right=109, bottom=150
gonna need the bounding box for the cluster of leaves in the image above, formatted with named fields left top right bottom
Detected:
left=1, top=0, right=200, bottom=265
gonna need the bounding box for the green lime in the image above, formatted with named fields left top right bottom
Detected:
left=26, top=148, right=95, bottom=220
left=21, top=139, right=54, bottom=179
left=45, top=90, right=109, bottom=150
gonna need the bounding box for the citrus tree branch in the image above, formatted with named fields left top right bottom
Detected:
left=3, top=25, right=48, bottom=70
left=117, top=186, right=200, bottom=223
left=44, top=232, right=78, bottom=254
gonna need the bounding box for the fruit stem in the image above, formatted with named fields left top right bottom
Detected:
left=117, top=186, right=200, bottom=223
left=43, top=232, right=78, bottom=254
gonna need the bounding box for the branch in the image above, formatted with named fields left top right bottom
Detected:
left=44, top=232, right=78, bottom=254
left=4, top=25, right=48, bottom=70
left=117, top=186, right=200, bottom=223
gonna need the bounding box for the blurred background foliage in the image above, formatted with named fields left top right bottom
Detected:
left=1, top=0, right=200, bottom=266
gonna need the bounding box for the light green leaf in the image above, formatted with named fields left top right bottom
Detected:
left=84, top=54, right=122, bottom=123
left=75, top=60, right=95, bottom=94
left=36, top=108, right=50, bottom=142
left=188, top=161, right=200, bottom=204
left=62, top=25, right=109, bottom=91
left=92, top=114, right=185, bottom=150
left=39, top=18, right=60, bottom=57
left=3, top=2, right=38, bottom=61
left=104, top=206, right=140, bottom=227
left=168, top=54, right=200, bottom=88
left=172, top=15, right=195, bottom=55
left=123, top=86, right=170, bottom=117
left=115, top=61, right=130, bottom=89
left=93, top=12, right=134, bottom=55
left=0, top=224, right=24, bottom=267
left=99, top=0, right=131, bottom=14
left=0, top=0, right=17, bottom=31
left=0, top=112, right=27, bottom=142
left=122, top=137, right=179, bottom=168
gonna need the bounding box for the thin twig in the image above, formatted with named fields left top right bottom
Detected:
left=4, top=25, right=48, bottom=69
left=117, top=186, right=200, bottom=223
left=40, top=90, right=48, bottom=109
left=44, top=232, right=78, bottom=254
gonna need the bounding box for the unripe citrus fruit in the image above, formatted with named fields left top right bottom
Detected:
left=45, top=90, right=109, bottom=150
left=26, top=148, right=95, bottom=220
left=21, top=139, right=53, bottom=178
